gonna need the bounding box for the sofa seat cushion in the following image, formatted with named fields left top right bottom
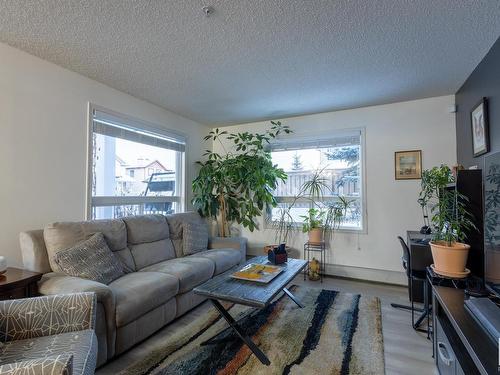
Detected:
left=0, top=329, right=97, bottom=375
left=140, top=257, right=215, bottom=293
left=189, top=249, right=241, bottom=275
left=109, top=272, right=179, bottom=327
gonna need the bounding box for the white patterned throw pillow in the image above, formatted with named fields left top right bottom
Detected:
left=182, top=222, right=209, bottom=255
left=53, top=232, right=124, bottom=284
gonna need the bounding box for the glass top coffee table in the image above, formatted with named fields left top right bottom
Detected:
left=194, top=256, right=307, bottom=365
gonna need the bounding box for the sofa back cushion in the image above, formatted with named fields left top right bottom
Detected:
left=165, top=212, right=207, bottom=257
left=122, top=215, right=176, bottom=270
left=53, top=232, right=124, bottom=284
left=44, top=219, right=135, bottom=273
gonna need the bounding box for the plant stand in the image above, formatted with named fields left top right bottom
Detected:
left=303, top=241, right=326, bottom=283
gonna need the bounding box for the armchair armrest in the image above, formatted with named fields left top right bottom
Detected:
left=0, top=293, right=95, bottom=342
left=0, top=354, right=72, bottom=375
left=208, top=237, right=247, bottom=263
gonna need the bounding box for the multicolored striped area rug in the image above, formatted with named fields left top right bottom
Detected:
left=120, top=286, right=384, bottom=375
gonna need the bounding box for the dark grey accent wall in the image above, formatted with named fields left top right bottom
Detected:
left=456, top=37, right=500, bottom=167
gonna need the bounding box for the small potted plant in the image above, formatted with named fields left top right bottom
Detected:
left=301, top=208, right=326, bottom=244
left=265, top=170, right=326, bottom=251
left=267, top=170, right=352, bottom=250
left=419, top=165, right=477, bottom=275
left=265, top=206, right=294, bottom=254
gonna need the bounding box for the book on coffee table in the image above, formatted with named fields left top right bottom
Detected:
left=231, top=263, right=283, bottom=283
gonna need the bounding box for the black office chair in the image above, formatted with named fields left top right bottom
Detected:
left=391, top=236, right=430, bottom=334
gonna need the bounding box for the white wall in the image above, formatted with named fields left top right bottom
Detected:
left=215, top=96, right=456, bottom=284
left=0, top=42, right=209, bottom=267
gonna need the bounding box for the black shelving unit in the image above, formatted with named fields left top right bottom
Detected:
left=454, top=169, right=484, bottom=279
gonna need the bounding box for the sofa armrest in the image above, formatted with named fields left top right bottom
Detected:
left=38, top=274, right=115, bottom=324
left=0, top=293, right=95, bottom=342
left=38, top=273, right=116, bottom=360
left=38, top=273, right=114, bottom=310
left=208, top=237, right=247, bottom=263
left=0, top=354, right=73, bottom=375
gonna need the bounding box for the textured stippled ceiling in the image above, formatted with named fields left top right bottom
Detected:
left=1, top=1, right=499, bottom=125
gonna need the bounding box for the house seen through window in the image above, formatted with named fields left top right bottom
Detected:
left=89, top=107, right=185, bottom=219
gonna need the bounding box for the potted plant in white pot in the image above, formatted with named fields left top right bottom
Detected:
left=419, top=165, right=477, bottom=276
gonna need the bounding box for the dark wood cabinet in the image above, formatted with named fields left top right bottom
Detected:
left=0, top=267, right=42, bottom=300
left=432, top=285, right=497, bottom=375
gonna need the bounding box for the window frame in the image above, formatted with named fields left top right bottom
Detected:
left=266, top=127, right=367, bottom=234
left=85, top=103, right=187, bottom=220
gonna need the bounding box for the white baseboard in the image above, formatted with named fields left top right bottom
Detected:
left=247, top=250, right=406, bottom=286
left=323, top=263, right=407, bottom=286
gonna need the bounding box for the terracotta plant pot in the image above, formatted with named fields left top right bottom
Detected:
left=430, top=241, right=470, bottom=274
left=308, top=228, right=323, bottom=244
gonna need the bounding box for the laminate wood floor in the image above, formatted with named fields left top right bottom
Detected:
left=97, top=276, right=438, bottom=375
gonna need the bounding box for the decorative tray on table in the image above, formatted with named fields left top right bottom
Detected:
left=231, top=263, right=284, bottom=283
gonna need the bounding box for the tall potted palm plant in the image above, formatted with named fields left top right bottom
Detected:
left=192, top=121, right=291, bottom=237
left=419, top=165, right=476, bottom=275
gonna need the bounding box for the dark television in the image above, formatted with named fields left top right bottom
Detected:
left=484, top=151, right=500, bottom=296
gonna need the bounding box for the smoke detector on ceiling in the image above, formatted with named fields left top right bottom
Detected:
left=202, top=6, right=214, bottom=17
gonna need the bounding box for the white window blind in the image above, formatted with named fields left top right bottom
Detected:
left=93, top=109, right=186, bottom=152
left=268, top=130, right=361, bottom=152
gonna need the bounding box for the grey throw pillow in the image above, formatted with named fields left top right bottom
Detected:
left=182, top=222, right=209, bottom=255
left=53, top=232, right=124, bottom=284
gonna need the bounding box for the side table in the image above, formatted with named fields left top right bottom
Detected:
left=303, top=241, right=326, bottom=283
left=0, top=267, right=42, bottom=300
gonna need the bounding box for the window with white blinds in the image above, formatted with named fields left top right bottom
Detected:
left=88, top=106, right=186, bottom=220
left=269, top=129, right=365, bottom=231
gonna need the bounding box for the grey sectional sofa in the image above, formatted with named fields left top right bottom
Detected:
left=19, top=212, right=246, bottom=367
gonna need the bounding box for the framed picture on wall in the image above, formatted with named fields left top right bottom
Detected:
left=395, top=150, right=422, bottom=180
left=470, top=97, right=490, bottom=157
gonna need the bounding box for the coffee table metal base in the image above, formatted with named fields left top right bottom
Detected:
left=283, top=287, right=305, bottom=308
left=202, top=288, right=304, bottom=366
left=209, top=299, right=270, bottom=365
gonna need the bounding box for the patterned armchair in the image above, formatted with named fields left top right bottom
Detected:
left=0, top=293, right=98, bottom=375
